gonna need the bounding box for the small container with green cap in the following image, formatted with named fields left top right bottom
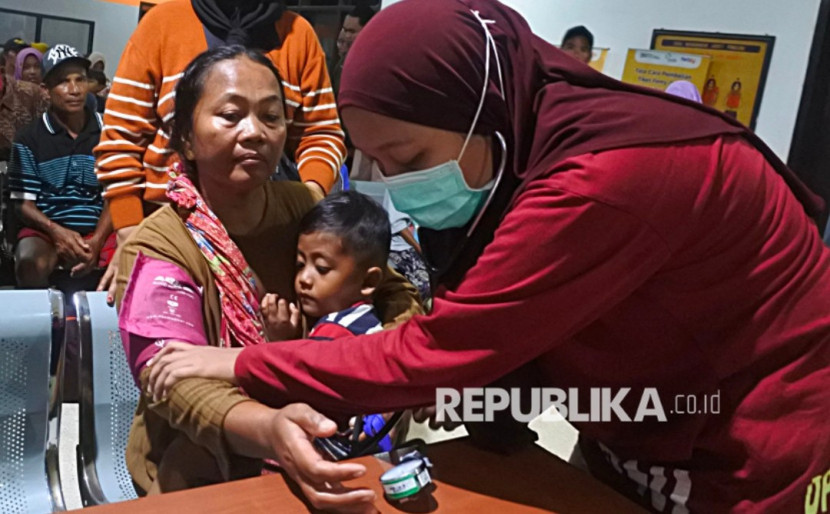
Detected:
left=380, top=456, right=433, bottom=503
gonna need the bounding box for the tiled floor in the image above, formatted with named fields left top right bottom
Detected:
left=58, top=403, right=579, bottom=511
left=59, top=403, right=83, bottom=511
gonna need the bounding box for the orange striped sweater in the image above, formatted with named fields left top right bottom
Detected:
left=95, top=0, right=345, bottom=230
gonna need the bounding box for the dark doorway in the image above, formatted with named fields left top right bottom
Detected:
left=788, top=0, right=830, bottom=231
left=139, top=2, right=156, bottom=22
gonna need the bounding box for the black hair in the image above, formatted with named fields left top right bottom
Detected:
left=170, top=45, right=286, bottom=173
left=87, top=69, right=107, bottom=85
left=562, top=25, right=594, bottom=49
left=347, top=6, right=376, bottom=27
left=299, top=190, right=391, bottom=268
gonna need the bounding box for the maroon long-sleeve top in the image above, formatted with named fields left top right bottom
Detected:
left=236, top=137, right=830, bottom=512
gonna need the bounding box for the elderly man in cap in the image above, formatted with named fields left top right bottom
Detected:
left=8, top=44, right=113, bottom=287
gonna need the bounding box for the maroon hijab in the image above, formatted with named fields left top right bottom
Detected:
left=339, top=0, right=822, bottom=219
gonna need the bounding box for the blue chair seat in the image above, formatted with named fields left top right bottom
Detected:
left=74, top=291, right=139, bottom=505
left=0, top=289, right=65, bottom=513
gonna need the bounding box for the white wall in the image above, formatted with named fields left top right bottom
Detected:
left=382, top=0, right=821, bottom=159
left=0, top=0, right=139, bottom=78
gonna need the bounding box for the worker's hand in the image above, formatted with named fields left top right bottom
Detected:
left=147, top=343, right=242, bottom=402
left=268, top=404, right=377, bottom=513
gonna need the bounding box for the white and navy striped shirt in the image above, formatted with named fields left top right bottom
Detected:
left=8, top=109, right=105, bottom=234
left=308, top=302, right=383, bottom=341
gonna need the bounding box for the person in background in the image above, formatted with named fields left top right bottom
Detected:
left=87, top=51, right=106, bottom=74
left=15, top=48, right=43, bottom=85
left=0, top=41, right=45, bottom=163
left=8, top=45, right=113, bottom=287
left=383, top=190, right=430, bottom=302
left=329, top=5, right=376, bottom=96
left=1, top=39, right=45, bottom=261
left=95, top=0, right=346, bottom=302
left=86, top=52, right=110, bottom=99
left=560, top=25, right=593, bottom=64
left=86, top=70, right=108, bottom=113
left=330, top=5, right=376, bottom=173
left=665, top=80, right=702, bottom=103
left=2, top=38, right=28, bottom=79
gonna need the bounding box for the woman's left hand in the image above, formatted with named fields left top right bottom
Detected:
left=147, top=343, right=243, bottom=401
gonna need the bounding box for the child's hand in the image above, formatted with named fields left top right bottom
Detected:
left=147, top=343, right=243, bottom=402
left=261, top=293, right=301, bottom=341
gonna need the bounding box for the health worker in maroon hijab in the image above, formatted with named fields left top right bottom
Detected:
left=149, top=0, right=830, bottom=511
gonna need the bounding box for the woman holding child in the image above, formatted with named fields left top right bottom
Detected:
left=114, top=46, right=419, bottom=502
left=147, top=0, right=830, bottom=511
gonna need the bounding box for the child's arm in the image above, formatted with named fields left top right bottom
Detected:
left=398, top=227, right=422, bottom=254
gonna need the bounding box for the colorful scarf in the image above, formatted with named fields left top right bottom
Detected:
left=166, top=163, right=266, bottom=348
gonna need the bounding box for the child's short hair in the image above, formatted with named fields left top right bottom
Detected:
left=299, top=190, right=391, bottom=268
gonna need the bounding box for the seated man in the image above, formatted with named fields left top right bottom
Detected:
left=8, top=44, right=113, bottom=288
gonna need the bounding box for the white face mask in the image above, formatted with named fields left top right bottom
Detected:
left=380, top=9, right=506, bottom=230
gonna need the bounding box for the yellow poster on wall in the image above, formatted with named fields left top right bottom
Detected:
left=589, top=48, right=609, bottom=73
left=621, top=49, right=711, bottom=93
left=652, top=30, right=775, bottom=129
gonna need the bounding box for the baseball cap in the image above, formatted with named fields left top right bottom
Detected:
left=42, top=44, right=90, bottom=81
left=2, top=38, right=28, bottom=54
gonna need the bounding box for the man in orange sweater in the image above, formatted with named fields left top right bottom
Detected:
left=95, top=0, right=345, bottom=297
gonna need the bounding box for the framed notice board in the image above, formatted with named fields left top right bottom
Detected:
left=652, top=30, right=775, bottom=130
left=621, top=49, right=711, bottom=91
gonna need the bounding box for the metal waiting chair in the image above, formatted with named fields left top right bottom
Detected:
left=0, top=289, right=66, bottom=513
left=74, top=291, right=139, bottom=505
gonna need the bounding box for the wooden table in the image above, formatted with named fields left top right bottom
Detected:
left=83, top=438, right=645, bottom=513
